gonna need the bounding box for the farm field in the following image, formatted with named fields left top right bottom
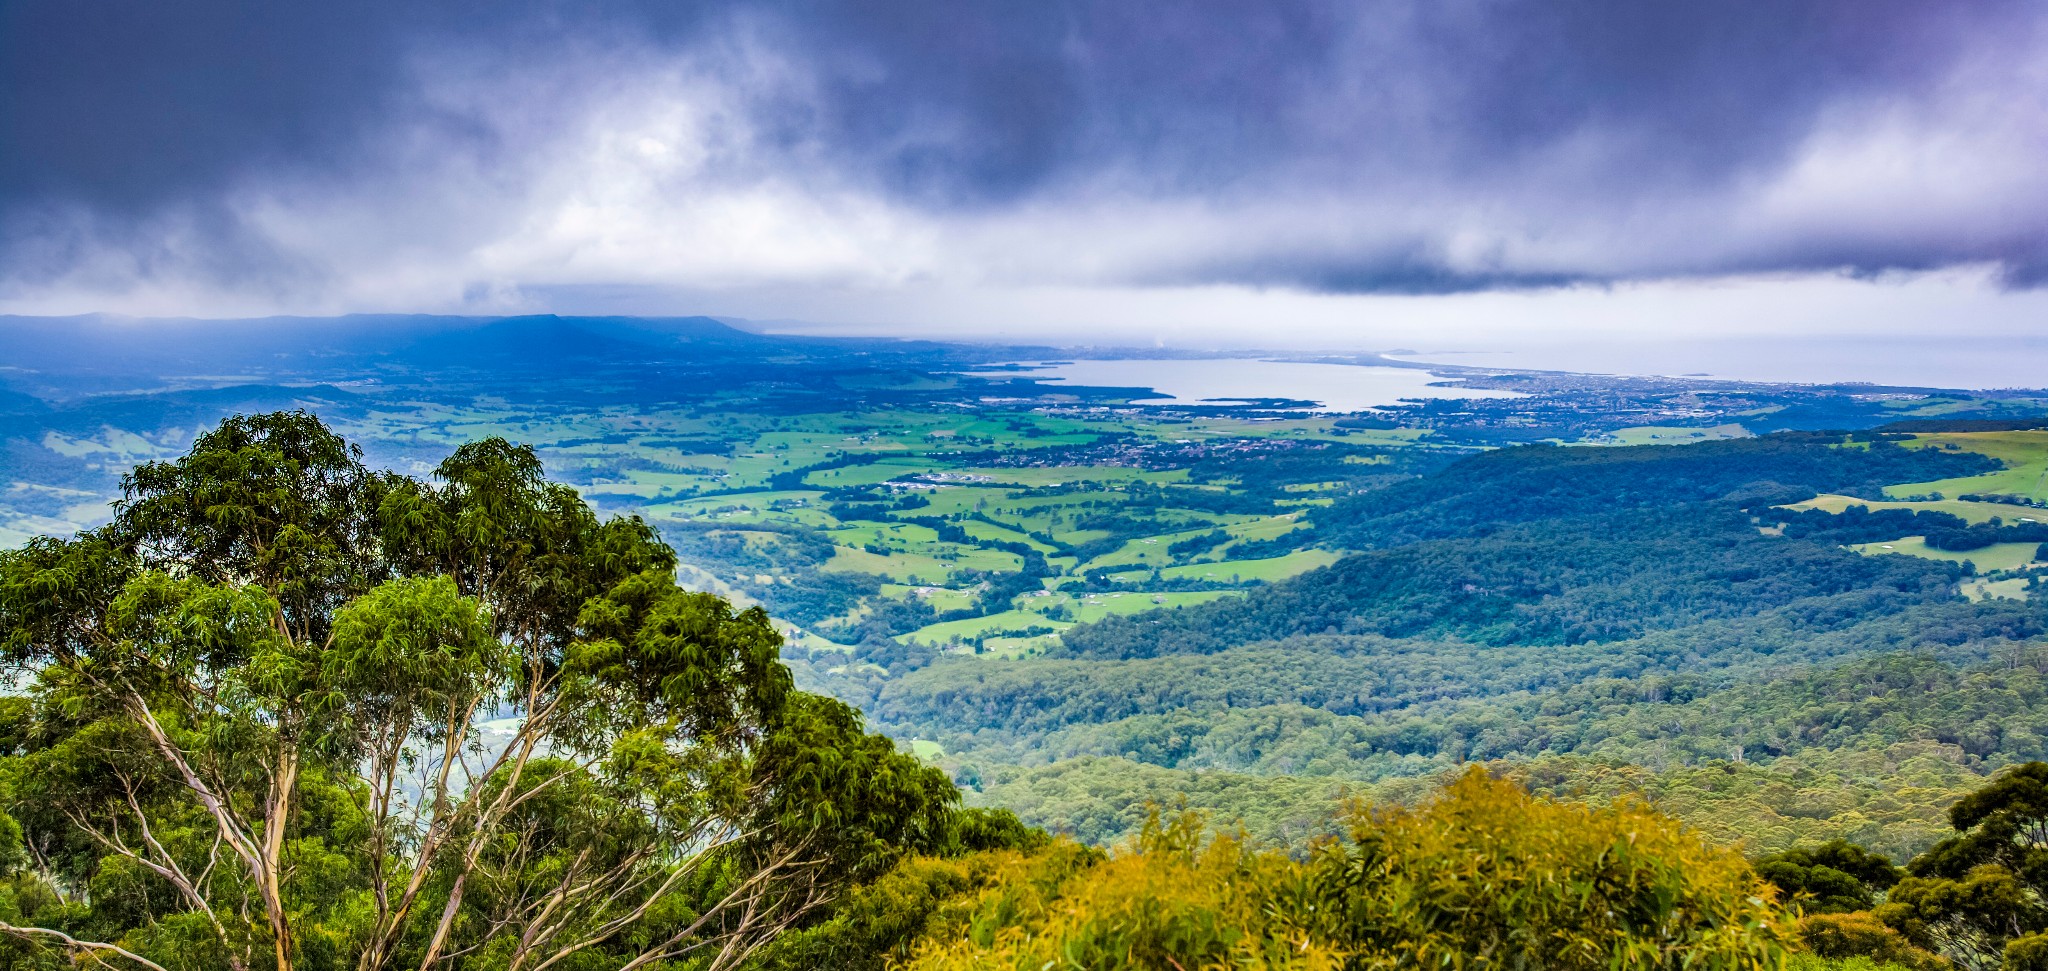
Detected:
left=1600, top=423, right=1751, bottom=445
left=1888, top=430, right=2048, bottom=502
left=1157, top=548, right=1344, bottom=582
left=1962, top=576, right=2034, bottom=602
left=1783, top=493, right=2044, bottom=525
left=1849, top=535, right=2043, bottom=573
left=556, top=396, right=1440, bottom=651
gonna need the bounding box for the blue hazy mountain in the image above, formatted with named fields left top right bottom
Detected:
left=0, top=313, right=780, bottom=379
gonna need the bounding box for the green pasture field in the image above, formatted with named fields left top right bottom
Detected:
left=1079, top=533, right=1196, bottom=573
left=822, top=546, right=951, bottom=583
left=1888, top=431, right=2048, bottom=502
left=1782, top=493, right=2044, bottom=525
left=578, top=469, right=723, bottom=500
left=902, top=486, right=1007, bottom=518
left=647, top=503, right=839, bottom=529
left=899, top=609, right=1059, bottom=646
left=664, top=491, right=826, bottom=518
left=804, top=457, right=938, bottom=488
left=1599, top=424, right=1750, bottom=446
left=1849, top=536, right=2043, bottom=573
left=1214, top=513, right=1311, bottom=549
left=1962, top=577, right=2034, bottom=602
left=1029, top=589, right=1237, bottom=624
left=1877, top=396, right=1992, bottom=417
left=1127, top=416, right=1435, bottom=447
left=912, top=487, right=1098, bottom=522
left=972, top=635, right=1057, bottom=657
left=897, top=589, right=1239, bottom=650
left=880, top=584, right=980, bottom=612
left=1156, top=548, right=1343, bottom=583
left=1076, top=513, right=1309, bottom=573
left=947, top=466, right=1190, bottom=488
left=822, top=544, right=1022, bottom=583
left=955, top=518, right=1059, bottom=552
left=828, top=521, right=943, bottom=548
left=872, top=537, right=1017, bottom=571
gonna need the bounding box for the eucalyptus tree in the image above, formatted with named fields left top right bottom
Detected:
left=1881, top=762, right=2048, bottom=971
left=0, top=412, right=956, bottom=971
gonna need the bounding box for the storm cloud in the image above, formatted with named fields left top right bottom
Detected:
left=3, top=0, right=2046, bottom=313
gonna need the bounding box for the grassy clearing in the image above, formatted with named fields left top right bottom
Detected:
left=899, top=609, right=1060, bottom=645
left=880, top=583, right=980, bottom=612
left=1072, top=513, right=1304, bottom=573
left=1783, top=493, right=2044, bottom=525
left=1077, top=514, right=1310, bottom=572
left=1214, top=513, right=1310, bottom=551
left=1878, top=396, right=1992, bottom=417
left=1157, top=548, right=1344, bottom=583
left=1599, top=424, right=1750, bottom=446
left=834, top=541, right=1020, bottom=577
left=957, top=519, right=1060, bottom=553
left=804, top=458, right=939, bottom=488
left=1849, top=536, right=2042, bottom=573
left=974, top=635, right=1060, bottom=658
left=948, top=466, right=1190, bottom=488
left=897, top=589, right=1243, bottom=652
left=1963, top=577, right=2033, bottom=602
left=1029, top=589, right=1238, bottom=624
left=1887, top=431, right=2048, bottom=502
left=668, top=491, right=824, bottom=516
left=1128, top=416, right=1435, bottom=447
left=828, top=521, right=943, bottom=547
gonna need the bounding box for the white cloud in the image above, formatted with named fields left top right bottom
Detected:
left=6, top=5, right=2048, bottom=362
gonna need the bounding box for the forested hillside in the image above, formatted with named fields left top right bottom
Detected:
left=1309, top=432, right=1997, bottom=547
left=1058, top=506, right=1960, bottom=655
left=797, top=431, right=2048, bottom=861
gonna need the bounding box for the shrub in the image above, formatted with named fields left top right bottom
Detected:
left=1801, top=912, right=1948, bottom=971
left=902, top=767, right=1800, bottom=971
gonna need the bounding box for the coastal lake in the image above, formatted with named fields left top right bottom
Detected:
left=961, top=358, right=1526, bottom=412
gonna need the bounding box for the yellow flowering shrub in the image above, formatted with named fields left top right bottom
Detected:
left=903, top=768, right=1800, bottom=971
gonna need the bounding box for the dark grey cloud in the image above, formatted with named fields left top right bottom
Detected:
left=2, top=0, right=2044, bottom=309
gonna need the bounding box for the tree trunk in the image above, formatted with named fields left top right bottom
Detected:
left=264, top=751, right=301, bottom=971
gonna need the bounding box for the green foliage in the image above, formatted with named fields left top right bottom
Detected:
left=1872, top=763, right=2048, bottom=971
left=1798, top=912, right=1948, bottom=971
left=5, top=387, right=2046, bottom=970
left=903, top=769, right=1799, bottom=971
left=749, top=841, right=1100, bottom=971
left=1310, top=434, right=1998, bottom=550
left=819, top=431, right=2048, bottom=868
left=1758, top=842, right=1905, bottom=915
left=968, top=756, right=1366, bottom=848
left=1060, top=505, right=1960, bottom=658
left=1788, top=954, right=1941, bottom=971
left=0, top=412, right=959, bottom=971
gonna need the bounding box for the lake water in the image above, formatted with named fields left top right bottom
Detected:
left=962, top=359, right=1525, bottom=412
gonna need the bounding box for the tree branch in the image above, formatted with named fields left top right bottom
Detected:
left=0, top=922, right=174, bottom=971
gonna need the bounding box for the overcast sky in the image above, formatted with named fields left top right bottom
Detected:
left=4, top=0, right=2047, bottom=351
